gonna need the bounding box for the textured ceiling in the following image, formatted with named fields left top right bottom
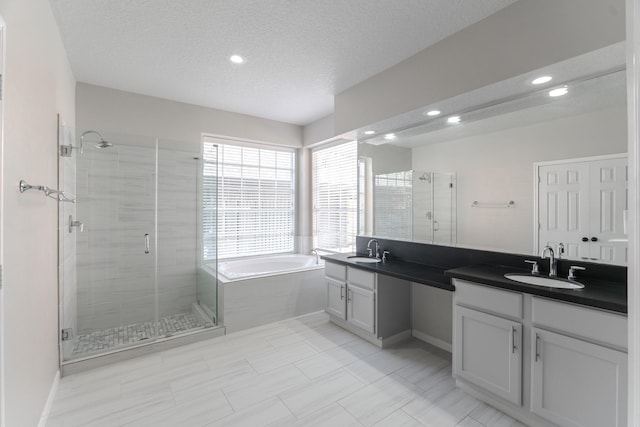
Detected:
left=49, top=0, right=517, bottom=126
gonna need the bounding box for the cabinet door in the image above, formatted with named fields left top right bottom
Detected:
left=531, top=328, right=627, bottom=427
left=347, top=284, right=375, bottom=333
left=325, top=277, right=346, bottom=319
left=454, top=306, right=522, bottom=405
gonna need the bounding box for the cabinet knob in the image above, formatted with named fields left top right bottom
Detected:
left=591, top=237, right=598, bottom=242
left=581, top=237, right=589, bottom=242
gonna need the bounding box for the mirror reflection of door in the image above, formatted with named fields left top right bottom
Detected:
left=537, top=154, right=627, bottom=266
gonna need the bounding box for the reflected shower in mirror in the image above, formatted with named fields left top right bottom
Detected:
left=359, top=167, right=456, bottom=245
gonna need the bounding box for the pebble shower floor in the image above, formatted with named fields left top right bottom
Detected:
left=70, top=313, right=202, bottom=358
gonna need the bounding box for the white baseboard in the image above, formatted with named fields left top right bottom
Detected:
left=411, top=329, right=452, bottom=353
left=38, top=370, right=60, bottom=427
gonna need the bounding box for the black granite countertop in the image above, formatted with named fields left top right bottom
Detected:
left=322, top=253, right=454, bottom=291
left=322, top=253, right=627, bottom=314
left=447, top=265, right=627, bottom=314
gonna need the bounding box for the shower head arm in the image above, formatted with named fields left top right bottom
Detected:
left=79, top=130, right=106, bottom=154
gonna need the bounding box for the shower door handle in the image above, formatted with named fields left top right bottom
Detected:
left=144, top=234, right=150, bottom=254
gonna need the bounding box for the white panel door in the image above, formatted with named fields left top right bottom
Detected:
left=531, top=328, right=627, bottom=427
left=325, top=277, right=346, bottom=319
left=347, top=284, right=375, bottom=333
left=454, top=306, right=522, bottom=405
left=538, top=162, right=590, bottom=260
left=589, top=158, right=627, bottom=265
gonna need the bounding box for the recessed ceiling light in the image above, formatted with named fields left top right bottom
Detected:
left=425, top=110, right=441, bottom=117
left=230, top=55, right=245, bottom=64
left=384, top=133, right=396, bottom=140
left=447, top=116, right=461, bottom=124
left=549, top=86, right=568, bottom=97
left=364, top=130, right=375, bottom=135
left=532, top=75, right=552, bottom=85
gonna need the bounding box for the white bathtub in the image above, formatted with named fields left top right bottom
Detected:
left=205, top=254, right=325, bottom=333
left=216, top=254, right=324, bottom=283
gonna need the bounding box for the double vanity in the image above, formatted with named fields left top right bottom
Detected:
left=322, top=237, right=627, bottom=427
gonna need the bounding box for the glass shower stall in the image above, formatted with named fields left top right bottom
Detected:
left=58, top=128, right=219, bottom=362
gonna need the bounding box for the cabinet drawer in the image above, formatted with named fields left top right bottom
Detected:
left=347, top=267, right=375, bottom=291
left=454, top=279, right=522, bottom=319
left=532, top=297, right=627, bottom=350
left=325, top=262, right=347, bottom=281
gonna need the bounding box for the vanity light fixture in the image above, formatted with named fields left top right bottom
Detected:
left=447, top=116, right=461, bottom=124
left=230, top=55, right=245, bottom=64
left=425, top=110, right=441, bottom=117
left=532, top=75, right=552, bottom=85
left=384, top=133, right=396, bottom=140
left=549, top=86, right=568, bottom=97
left=364, top=130, right=376, bottom=135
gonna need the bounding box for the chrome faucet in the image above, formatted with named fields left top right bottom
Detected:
left=310, top=249, right=320, bottom=264
left=367, top=239, right=380, bottom=259
left=541, top=245, right=557, bottom=277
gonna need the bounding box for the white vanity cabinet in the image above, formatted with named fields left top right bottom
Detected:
left=324, top=260, right=410, bottom=347
left=325, top=276, right=347, bottom=319
left=452, top=279, right=628, bottom=427
left=346, top=282, right=375, bottom=333
left=530, top=298, right=627, bottom=427
left=453, top=280, right=523, bottom=405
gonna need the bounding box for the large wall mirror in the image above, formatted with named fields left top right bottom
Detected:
left=357, top=43, right=627, bottom=265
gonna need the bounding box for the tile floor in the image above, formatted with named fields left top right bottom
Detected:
left=48, top=312, right=524, bottom=427
left=69, top=313, right=204, bottom=359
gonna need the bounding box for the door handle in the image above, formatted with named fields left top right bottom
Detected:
left=144, top=234, right=150, bottom=254
left=512, top=326, right=517, bottom=354
left=340, top=285, right=344, bottom=300
left=535, top=333, right=541, bottom=361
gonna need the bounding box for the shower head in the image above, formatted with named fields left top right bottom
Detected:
left=81, top=130, right=113, bottom=149
left=95, top=139, right=113, bottom=149
left=418, top=173, right=431, bottom=183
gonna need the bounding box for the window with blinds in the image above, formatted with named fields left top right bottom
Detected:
left=312, top=141, right=358, bottom=252
left=202, top=139, right=295, bottom=260
left=374, top=170, right=413, bottom=240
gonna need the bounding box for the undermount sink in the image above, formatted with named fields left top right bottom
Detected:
left=348, top=256, right=382, bottom=263
left=504, top=273, right=584, bottom=289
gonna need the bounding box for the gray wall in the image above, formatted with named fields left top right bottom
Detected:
left=76, top=83, right=302, bottom=149
left=334, top=0, right=625, bottom=134
left=0, top=0, right=76, bottom=425
left=412, top=285, right=453, bottom=349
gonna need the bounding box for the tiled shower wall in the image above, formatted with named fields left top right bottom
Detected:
left=76, top=139, right=199, bottom=334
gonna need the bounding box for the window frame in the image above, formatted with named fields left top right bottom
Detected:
left=311, top=140, right=359, bottom=253
left=202, top=136, right=297, bottom=260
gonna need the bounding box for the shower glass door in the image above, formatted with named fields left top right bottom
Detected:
left=61, top=131, right=158, bottom=360
left=60, top=130, right=219, bottom=362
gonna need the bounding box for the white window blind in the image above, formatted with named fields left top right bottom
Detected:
left=374, top=171, right=413, bottom=240
left=312, top=141, right=358, bottom=252
left=203, top=140, right=295, bottom=260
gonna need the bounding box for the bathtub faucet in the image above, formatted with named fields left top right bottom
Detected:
left=311, top=249, right=320, bottom=264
